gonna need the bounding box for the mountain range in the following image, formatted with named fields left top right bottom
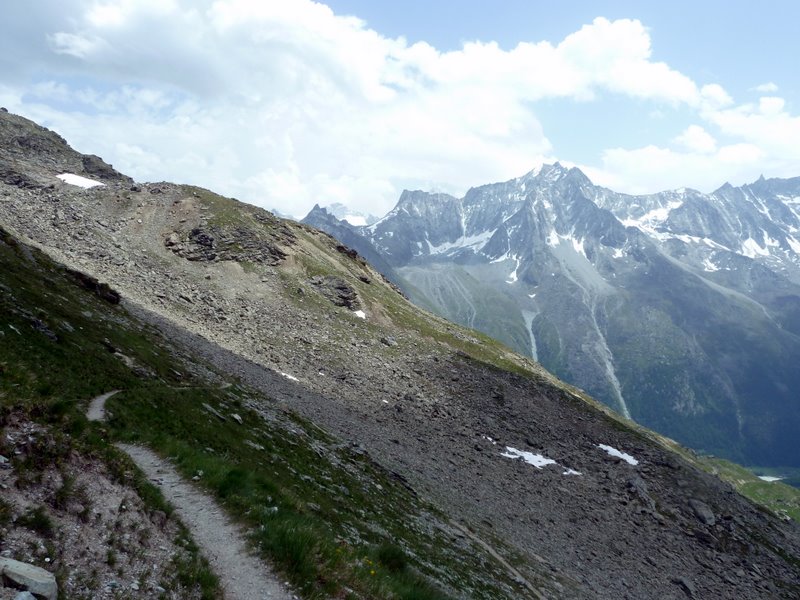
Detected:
left=304, top=163, right=800, bottom=470
left=2, top=109, right=800, bottom=598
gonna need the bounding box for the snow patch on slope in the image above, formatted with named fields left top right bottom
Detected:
left=702, top=257, right=720, bottom=272
left=501, top=445, right=582, bottom=476
left=427, top=229, right=495, bottom=255
left=521, top=309, right=539, bottom=361
left=546, top=229, right=588, bottom=259
left=506, top=256, right=521, bottom=284
left=597, top=444, right=639, bottom=465
left=57, top=173, right=104, bottom=189
left=741, top=237, right=770, bottom=258
left=501, top=446, right=556, bottom=468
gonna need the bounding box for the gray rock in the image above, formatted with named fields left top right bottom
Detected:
left=627, top=475, right=656, bottom=512
left=380, top=336, right=397, bottom=347
left=308, top=275, right=360, bottom=309
left=0, top=557, right=58, bottom=600
left=672, top=576, right=696, bottom=597
left=688, top=499, right=716, bottom=526
left=202, top=403, right=226, bottom=421
left=14, top=592, right=37, bottom=600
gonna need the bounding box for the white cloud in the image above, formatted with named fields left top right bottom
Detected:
left=2, top=1, right=793, bottom=215
left=706, top=95, right=800, bottom=160
left=673, top=125, right=717, bottom=154
left=753, top=82, right=779, bottom=93
left=699, top=84, right=734, bottom=110
left=48, top=32, right=109, bottom=58
left=589, top=142, right=765, bottom=194
left=583, top=88, right=799, bottom=195
left=589, top=91, right=800, bottom=194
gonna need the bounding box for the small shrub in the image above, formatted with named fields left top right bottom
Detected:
left=259, top=516, right=319, bottom=585
left=0, top=497, right=12, bottom=525
left=173, top=552, right=218, bottom=600
left=17, top=506, right=55, bottom=538
left=216, top=467, right=249, bottom=499
left=52, top=473, right=75, bottom=509
left=377, top=543, right=408, bottom=573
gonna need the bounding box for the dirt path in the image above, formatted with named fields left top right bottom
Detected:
left=88, top=393, right=293, bottom=600
left=86, top=390, right=120, bottom=421
left=119, top=444, right=292, bottom=600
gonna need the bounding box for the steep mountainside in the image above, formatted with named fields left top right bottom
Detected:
left=318, top=164, right=800, bottom=470
left=2, top=110, right=800, bottom=598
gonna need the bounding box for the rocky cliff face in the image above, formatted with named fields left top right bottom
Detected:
left=2, top=110, right=800, bottom=599
left=317, top=163, right=800, bottom=469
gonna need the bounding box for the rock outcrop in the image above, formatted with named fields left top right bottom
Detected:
left=0, top=558, right=57, bottom=600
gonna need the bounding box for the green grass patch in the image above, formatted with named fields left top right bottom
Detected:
left=16, top=506, right=55, bottom=538
left=697, top=456, right=800, bottom=522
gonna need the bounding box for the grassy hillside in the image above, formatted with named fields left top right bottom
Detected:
left=697, top=457, right=800, bottom=523
left=0, top=226, right=540, bottom=599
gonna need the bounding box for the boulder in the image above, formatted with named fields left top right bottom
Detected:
left=164, top=232, right=181, bottom=247
left=688, top=498, right=716, bottom=526
left=308, top=275, right=360, bottom=309
left=82, top=154, right=131, bottom=182
left=0, top=558, right=57, bottom=600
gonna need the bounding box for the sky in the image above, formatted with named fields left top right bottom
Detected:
left=1, top=1, right=799, bottom=218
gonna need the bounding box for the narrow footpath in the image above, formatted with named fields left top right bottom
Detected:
left=88, top=392, right=293, bottom=600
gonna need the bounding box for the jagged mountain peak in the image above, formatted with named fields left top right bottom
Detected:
left=391, top=189, right=460, bottom=216
left=538, top=161, right=568, bottom=180
left=713, top=181, right=736, bottom=194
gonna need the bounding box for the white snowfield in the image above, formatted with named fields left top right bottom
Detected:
left=343, top=214, right=367, bottom=226
left=56, top=173, right=104, bottom=189
left=353, top=310, right=366, bottom=319
left=500, top=445, right=582, bottom=476
left=758, top=475, right=784, bottom=482
left=280, top=372, right=298, bottom=382
left=501, top=446, right=557, bottom=468
left=597, top=444, right=639, bottom=465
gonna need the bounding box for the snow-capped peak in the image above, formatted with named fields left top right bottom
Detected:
left=322, top=202, right=379, bottom=227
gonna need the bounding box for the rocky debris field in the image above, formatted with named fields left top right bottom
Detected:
left=142, top=306, right=800, bottom=599
left=1, top=109, right=799, bottom=599
left=0, top=415, right=205, bottom=599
